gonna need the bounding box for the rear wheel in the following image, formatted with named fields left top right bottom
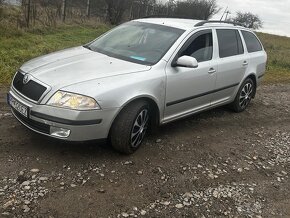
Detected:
left=110, top=100, right=150, bottom=154
left=230, top=78, right=255, bottom=112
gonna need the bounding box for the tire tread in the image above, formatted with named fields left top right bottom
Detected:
left=110, top=100, right=148, bottom=154
left=230, top=78, right=255, bottom=113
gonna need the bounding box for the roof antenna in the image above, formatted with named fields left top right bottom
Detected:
left=220, top=6, right=228, bottom=21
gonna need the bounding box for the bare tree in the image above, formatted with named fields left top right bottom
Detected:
left=62, top=0, right=66, bottom=22
left=232, top=12, right=263, bottom=30
left=202, top=0, right=220, bottom=20
left=3, top=0, right=224, bottom=29
left=105, top=0, right=130, bottom=24
left=86, top=0, right=90, bottom=18
left=173, top=0, right=219, bottom=20
left=0, top=0, right=4, bottom=18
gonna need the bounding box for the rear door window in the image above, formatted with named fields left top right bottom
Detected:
left=217, top=29, right=244, bottom=58
left=241, top=31, right=263, bottom=53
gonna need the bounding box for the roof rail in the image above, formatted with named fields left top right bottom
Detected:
left=195, top=20, right=246, bottom=27
left=142, top=14, right=190, bottom=19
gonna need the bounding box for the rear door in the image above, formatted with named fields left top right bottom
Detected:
left=241, top=30, right=267, bottom=81
left=212, top=28, right=248, bottom=105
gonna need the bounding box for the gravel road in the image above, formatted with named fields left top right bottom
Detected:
left=0, top=84, right=289, bottom=218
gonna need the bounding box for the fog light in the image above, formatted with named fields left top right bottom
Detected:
left=50, top=126, right=71, bottom=138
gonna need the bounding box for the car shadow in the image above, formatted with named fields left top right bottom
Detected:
left=158, top=105, right=233, bottom=133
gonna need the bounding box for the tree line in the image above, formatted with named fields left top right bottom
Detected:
left=2, top=0, right=219, bottom=27
left=1, top=0, right=262, bottom=29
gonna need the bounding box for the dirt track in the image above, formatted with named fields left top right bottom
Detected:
left=0, top=84, right=290, bottom=218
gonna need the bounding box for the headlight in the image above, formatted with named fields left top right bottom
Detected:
left=47, top=91, right=100, bottom=110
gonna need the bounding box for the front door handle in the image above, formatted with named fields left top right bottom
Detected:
left=208, top=68, right=216, bottom=74
left=243, top=61, right=249, bottom=66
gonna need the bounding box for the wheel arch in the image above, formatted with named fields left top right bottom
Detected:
left=108, top=95, right=161, bottom=137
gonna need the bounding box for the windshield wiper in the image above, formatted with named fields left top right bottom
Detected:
left=83, top=45, right=92, bottom=51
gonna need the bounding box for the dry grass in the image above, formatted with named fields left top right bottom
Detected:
left=257, top=32, right=290, bottom=83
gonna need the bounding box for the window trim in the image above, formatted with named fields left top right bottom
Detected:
left=236, top=30, right=244, bottom=55
left=216, top=28, right=245, bottom=58
left=171, top=29, right=213, bottom=67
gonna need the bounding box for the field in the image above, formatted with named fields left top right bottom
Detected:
left=257, top=33, right=290, bottom=83
left=0, top=25, right=290, bottom=84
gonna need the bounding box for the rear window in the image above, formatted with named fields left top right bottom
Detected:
left=241, top=31, right=263, bottom=53
left=217, top=29, right=244, bottom=58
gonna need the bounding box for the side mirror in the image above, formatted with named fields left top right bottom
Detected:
left=174, top=56, right=198, bottom=68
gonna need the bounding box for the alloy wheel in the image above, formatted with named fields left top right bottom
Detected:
left=239, top=82, right=253, bottom=109
left=131, top=109, right=149, bottom=148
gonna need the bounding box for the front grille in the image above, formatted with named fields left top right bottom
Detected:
left=12, top=109, right=50, bottom=134
left=13, top=71, right=47, bottom=102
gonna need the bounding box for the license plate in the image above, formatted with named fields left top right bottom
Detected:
left=8, top=94, right=28, bottom=118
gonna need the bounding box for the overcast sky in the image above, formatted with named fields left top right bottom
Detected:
left=211, top=0, right=290, bottom=37
left=159, top=0, right=290, bottom=37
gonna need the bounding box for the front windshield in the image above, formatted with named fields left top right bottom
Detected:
left=86, top=21, right=185, bottom=65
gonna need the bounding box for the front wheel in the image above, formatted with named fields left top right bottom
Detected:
left=110, top=100, right=150, bottom=154
left=230, top=78, right=255, bottom=112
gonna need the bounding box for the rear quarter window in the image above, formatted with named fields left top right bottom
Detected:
left=241, top=31, right=263, bottom=53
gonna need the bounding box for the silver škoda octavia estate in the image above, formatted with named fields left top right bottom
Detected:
left=8, top=18, right=267, bottom=154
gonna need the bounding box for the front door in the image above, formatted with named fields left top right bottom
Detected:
left=164, top=29, right=217, bottom=122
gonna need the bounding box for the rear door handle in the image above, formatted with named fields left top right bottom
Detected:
left=243, top=61, right=248, bottom=66
left=208, top=68, right=216, bottom=74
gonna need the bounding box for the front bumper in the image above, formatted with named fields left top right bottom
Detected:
left=8, top=89, right=119, bottom=141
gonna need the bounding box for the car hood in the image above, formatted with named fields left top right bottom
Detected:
left=20, top=46, right=151, bottom=89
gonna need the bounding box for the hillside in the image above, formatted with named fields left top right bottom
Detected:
left=0, top=26, right=290, bottom=84
left=257, top=32, right=290, bottom=83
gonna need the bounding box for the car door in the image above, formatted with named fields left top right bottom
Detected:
left=211, top=28, right=248, bottom=105
left=164, top=29, right=217, bottom=122
left=241, top=30, right=267, bottom=81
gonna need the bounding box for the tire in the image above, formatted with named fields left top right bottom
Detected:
left=110, top=100, right=150, bottom=154
left=230, top=78, right=255, bottom=113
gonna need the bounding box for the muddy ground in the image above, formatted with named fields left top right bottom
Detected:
left=0, top=84, right=289, bottom=218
